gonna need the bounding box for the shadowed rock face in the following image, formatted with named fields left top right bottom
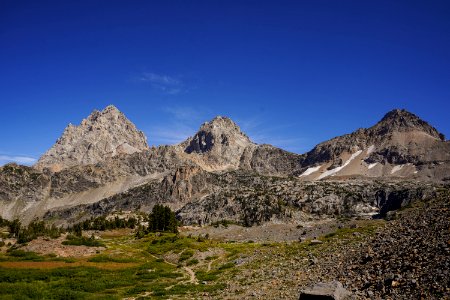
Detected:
left=185, top=116, right=252, bottom=153
left=34, top=105, right=149, bottom=172
left=182, top=116, right=255, bottom=170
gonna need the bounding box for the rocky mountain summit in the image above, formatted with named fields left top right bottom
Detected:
left=34, top=105, right=149, bottom=172
left=372, top=109, right=444, bottom=139
left=298, top=109, right=450, bottom=181
left=180, top=116, right=255, bottom=171
left=177, top=116, right=303, bottom=175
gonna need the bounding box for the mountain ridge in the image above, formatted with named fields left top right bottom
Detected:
left=1, top=105, right=449, bottom=224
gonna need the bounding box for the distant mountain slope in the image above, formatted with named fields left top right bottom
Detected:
left=298, top=109, right=450, bottom=181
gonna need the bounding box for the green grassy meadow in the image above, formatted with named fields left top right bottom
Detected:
left=0, top=219, right=384, bottom=299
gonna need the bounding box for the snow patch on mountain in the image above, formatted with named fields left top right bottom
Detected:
left=299, top=165, right=321, bottom=177
left=318, top=150, right=363, bottom=179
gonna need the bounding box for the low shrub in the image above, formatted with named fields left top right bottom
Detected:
left=179, top=250, right=194, bottom=262
left=186, top=258, right=199, bottom=266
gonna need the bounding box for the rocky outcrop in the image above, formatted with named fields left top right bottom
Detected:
left=239, top=144, right=304, bottom=176
left=43, top=168, right=441, bottom=226
left=0, top=143, right=200, bottom=222
left=35, top=105, right=149, bottom=172
left=0, top=164, right=50, bottom=203
left=43, top=165, right=216, bottom=225
left=177, top=175, right=439, bottom=226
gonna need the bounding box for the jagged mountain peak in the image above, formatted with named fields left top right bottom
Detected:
left=200, top=116, right=245, bottom=134
left=185, top=116, right=252, bottom=154
left=35, top=105, right=149, bottom=172
left=83, top=104, right=124, bottom=124
left=181, top=116, right=254, bottom=170
left=380, top=108, right=417, bottom=121
left=371, top=108, right=444, bottom=140
left=103, top=104, right=120, bottom=113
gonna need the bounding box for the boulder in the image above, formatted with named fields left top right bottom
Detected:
left=310, top=239, right=323, bottom=245
left=299, top=281, right=351, bottom=300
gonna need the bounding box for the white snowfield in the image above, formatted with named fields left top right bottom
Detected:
left=368, top=162, right=378, bottom=169
left=391, top=164, right=406, bottom=174
left=318, top=150, right=363, bottom=179
left=299, top=165, right=322, bottom=177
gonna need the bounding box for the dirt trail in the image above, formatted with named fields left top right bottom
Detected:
left=183, top=266, right=198, bottom=284
left=207, top=257, right=220, bottom=272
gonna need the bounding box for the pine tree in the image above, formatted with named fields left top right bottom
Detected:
left=147, top=204, right=178, bottom=233
left=9, top=219, right=21, bottom=238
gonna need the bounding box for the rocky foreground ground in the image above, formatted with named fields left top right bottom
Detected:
left=332, top=191, right=450, bottom=299
left=207, top=190, right=450, bottom=300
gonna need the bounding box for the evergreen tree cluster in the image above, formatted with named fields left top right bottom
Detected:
left=0, top=216, right=9, bottom=227
left=1, top=206, right=178, bottom=244
left=0, top=218, right=62, bottom=244
left=69, top=215, right=139, bottom=234
left=147, top=204, right=178, bottom=233
left=18, top=220, right=61, bottom=244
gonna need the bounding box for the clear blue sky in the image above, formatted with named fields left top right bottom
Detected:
left=1, top=0, right=449, bottom=166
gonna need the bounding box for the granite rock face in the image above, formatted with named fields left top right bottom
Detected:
left=43, top=172, right=440, bottom=227
left=35, top=105, right=149, bottom=172
left=182, top=116, right=255, bottom=170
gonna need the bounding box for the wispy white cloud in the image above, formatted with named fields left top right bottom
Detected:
left=162, top=106, right=204, bottom=122
left=0, top=155, right=37, bottom=166
left=138, top=72, right=186, bottom=95
left=145, top=105, right=210, bottom=146
left=148, top=123, right=196, bottom=145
